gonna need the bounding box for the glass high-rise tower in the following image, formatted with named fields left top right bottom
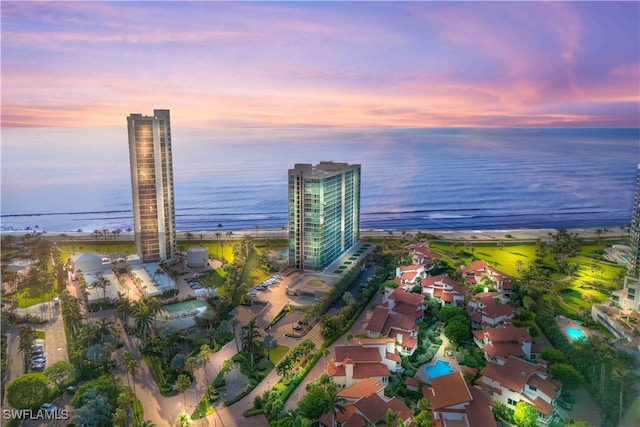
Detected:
left=127, top=109, right=176, bottom=263
left=288, top=161, right=361, bottom=271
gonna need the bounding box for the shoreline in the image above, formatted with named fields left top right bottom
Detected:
left=1, top=226, right=628, bottom=243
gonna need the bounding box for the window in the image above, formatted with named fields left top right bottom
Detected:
left=529, top=385, right=537, bottom=391
left=508, top=398, right=518, bottom=406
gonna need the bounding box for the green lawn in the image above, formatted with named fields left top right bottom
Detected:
left=429, top=238, right=627, bottom=318
left=429, top=241, right=538, bottom=277
left=269, top=345, right=289, bottom=364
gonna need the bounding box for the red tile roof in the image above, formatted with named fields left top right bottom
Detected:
left=389, top=288, right=425, bottom=306
left=353, top=363, right=391, bottom=379
left=484, top=342, right=525, bottom=359
left=467, top=387, right=498, bottom=427
left=479, top=356, right=559, bottom=400
left=366, top=306, right=390, bottom=334
left=482, top=325, right=533, bottom=343
left=334, top=345, right=382, bottom=364
left=389, top=328, right=417, bottom=350
left=338, top=378, right=385, bottom=400
left=480, top=302, right=514, bottom=319
left=425, top=371, right=473, bottom=410
left=356, top=394, right=413, bottom=425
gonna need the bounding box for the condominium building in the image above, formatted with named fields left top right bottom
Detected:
left=127, top=109, right=176, bottom=263
left=630, top=164, right=640, bottom=276
left=288, top=161, right=361, bottom=271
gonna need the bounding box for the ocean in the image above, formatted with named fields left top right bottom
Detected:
left=1, top=127, right=638, bottom=233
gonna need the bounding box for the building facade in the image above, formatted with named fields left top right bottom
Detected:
left=630, top=164, right=640, bottom=276
left=288, top=161, right=360, bottom=270
left=127, top=109, right=176, bottom=263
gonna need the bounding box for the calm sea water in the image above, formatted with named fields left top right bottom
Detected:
left=1, top=127, right=638, bottom=233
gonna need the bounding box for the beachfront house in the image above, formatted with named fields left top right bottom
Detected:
left=479, top=356, right=562, bottom=425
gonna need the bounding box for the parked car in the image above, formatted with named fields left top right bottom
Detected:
left=31, top=344, right=44, bottom=351
left=256, top=285, right=267, bottom=291
left=31, top=362, right=46, bottom=371
left=40, top=403, right=58, bottom=412
left=293, top=325, right=303, bottom=331
left=192, top=284, right=202, bottom=290
left=66, top=386, right=78, bottom=395
left=31, top=350, right=45, bottom=357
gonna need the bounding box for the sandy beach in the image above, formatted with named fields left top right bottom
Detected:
left=2, top=226, right=628, bottom=243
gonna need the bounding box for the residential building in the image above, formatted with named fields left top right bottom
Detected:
left=423, top=371, right=497, bottom=427
left=288, top=161, right=361, bottom=271
left=422, top=274, right=466, bottom=307
left=327, top=340, right=400, bottom=387
left=479, top=356, right=562, bottom=425
left=127, top=109, right=176, bottom=263
left=468, top=292, right=515, bottom=328
left=630, top=163, right=640, bottom=276
left=361, top=289, right=425, bottom=356
left=473, top=324, right=537, bottom=364
left=320, top=379, right=413, bottom=427
left=611, top=275, right=640, bottom=312
left=462, top=260, right=513, bottom=297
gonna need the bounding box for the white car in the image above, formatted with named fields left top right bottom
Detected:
left=40, top=403, right=58, bottom=412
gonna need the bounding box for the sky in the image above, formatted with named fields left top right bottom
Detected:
left=1, top=1, right=639, bottom=129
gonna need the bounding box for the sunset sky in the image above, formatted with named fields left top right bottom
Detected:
left=2, top=1, right=639, bottom=129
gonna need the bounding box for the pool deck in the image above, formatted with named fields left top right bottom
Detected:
left=556, top=315, right=594, bottom=341
left=415, top=327, right=461, bottom=383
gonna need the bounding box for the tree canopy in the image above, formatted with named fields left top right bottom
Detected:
left=513, top=402, right=538, bottom=427
left=6, top=373, right=50, bottom=409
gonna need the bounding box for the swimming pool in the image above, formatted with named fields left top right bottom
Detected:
left=425, top=359, right=453, bottom=381
left=165, top=299, right=209, bottom=314
left=565, top=327, right=586, bottom=341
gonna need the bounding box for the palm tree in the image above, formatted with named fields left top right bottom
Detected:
left=94, top=317, right=116, bottom=342
left=18, top=326, right=36, bottom=365
left=65, top=302, right=85, bottom=335
left=185, top=356, right=200, bottom=401
left=175, top=374, right=192, bottom=410
left=217, top=223, right=223, bottom=258
left=198, top=344, right=212, bottom=387
left=92, top=272, right=111, bottom=304
left=174, top=411, right=193, bottom=427
left=612, top=367, right=638, bottom=424
left=145, top=296, right=166, bottom=329
left=116, top=294, right=133, bottom=327
left=325, top=389, right=345, bottom=427
left=120, top=351, right=135, bottom=387
left=133, top=300, right=154, bottom=343
left=241, top=317, right=261, bottom=368
left=127, top=358, right=139, bottom=399
left=376, top=408, right=401, bottom=426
